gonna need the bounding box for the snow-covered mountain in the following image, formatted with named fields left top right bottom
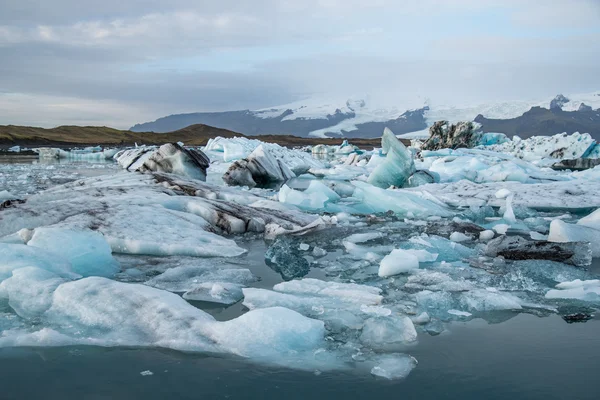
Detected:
left=131, top=91, right=600, bottom=139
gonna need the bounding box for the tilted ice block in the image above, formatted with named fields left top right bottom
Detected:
left=548, top=219, right=600, bottom=257
left=0, top=244, right=79, bottom=282
left=360, top=315, right=418, bottom=350
left=27, top=227, right=119, bottom=277
left=367, top=128, right=416, bottom=188
left=545, top=279, right=600, bottom=301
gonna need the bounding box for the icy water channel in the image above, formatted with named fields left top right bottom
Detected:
left=0, top=157, right=599, bottom=399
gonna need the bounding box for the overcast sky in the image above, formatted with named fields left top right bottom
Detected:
left=1, top=0, right=599, bottom=128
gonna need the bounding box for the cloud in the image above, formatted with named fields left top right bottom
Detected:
left=0, top=0, right=598, bottom=127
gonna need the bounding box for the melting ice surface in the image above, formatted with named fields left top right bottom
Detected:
left=1, top=133, right=600, bottom=382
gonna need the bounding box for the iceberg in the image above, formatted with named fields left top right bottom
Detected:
left=223, top=145, right=295, bottom=187
left=367, top=128, right=416, bottom=188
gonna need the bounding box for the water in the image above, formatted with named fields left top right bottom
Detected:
left=0, top=314, right=597, bottom=399
left=1, top=155, right=599, bottom=399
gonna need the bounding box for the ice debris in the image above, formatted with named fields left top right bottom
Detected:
left=223, top=145, right=295, bottom=187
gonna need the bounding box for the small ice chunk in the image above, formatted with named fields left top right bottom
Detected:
left=493, top=224, right=510, bottom=235
left=378, top=249, right=420, bottom=277
left=479, top=230, right=495, bottom=241
left=370, top=354, right=417, bottom=380
left=449, top=232, right=470, bottom=242
left=495, top=189, right=511, bottom=199
left=299, top=243, right=310, bottom=251
left=140, top=370, right=154, bottom=376
left=182, top=282, right=244, bottom=305
left=448, top=309, right=472, bottom=317
left=312, top=247, right=327, bottom=258
left=411, top=312, right=431, bottom=325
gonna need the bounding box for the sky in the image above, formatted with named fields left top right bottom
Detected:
left=0, top=0, right=599, bottom=128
